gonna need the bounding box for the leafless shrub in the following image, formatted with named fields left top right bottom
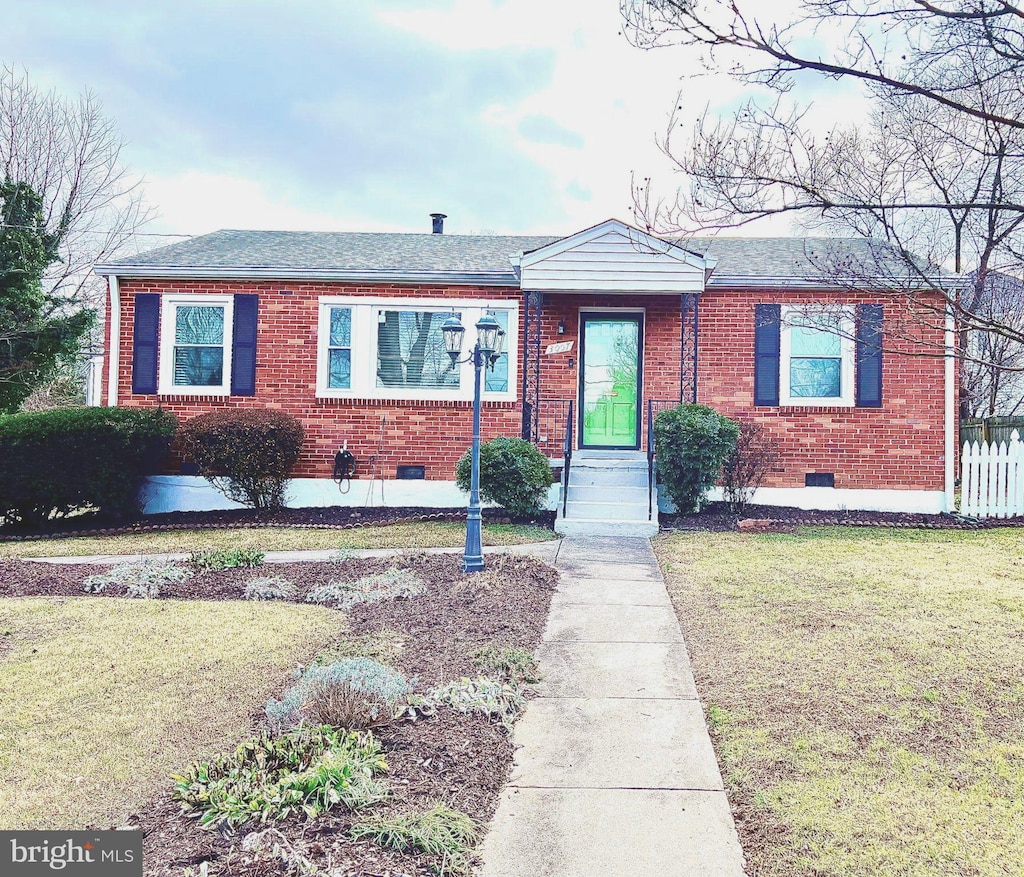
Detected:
left=721, top=420, right=781, bottom=513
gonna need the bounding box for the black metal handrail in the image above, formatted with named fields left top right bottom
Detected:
left=647, top=398, right=655, bottom=520
left=563, top=399, right=574, bottom=517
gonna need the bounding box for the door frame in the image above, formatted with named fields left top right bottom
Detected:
left=577, top=309, right=645, bottom=451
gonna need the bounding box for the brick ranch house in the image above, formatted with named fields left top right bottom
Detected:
left=95, top=218, right=957, bottom=529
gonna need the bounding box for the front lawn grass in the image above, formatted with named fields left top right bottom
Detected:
left=0, top=522, right=555, bottom=558
left=0, top=597, right=348, bottom=829
left=655, top=527, right=1024, bottom=877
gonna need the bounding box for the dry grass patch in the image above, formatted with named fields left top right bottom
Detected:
left=656, top=527, right=1024, bottom=877
left=0, top=522, right=555, bottom=558
left=0, top=597, right=347, bottom=830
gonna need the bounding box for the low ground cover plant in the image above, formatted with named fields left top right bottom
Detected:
left=172, top=725, right=388, bottom=830
left=305, top=567, right=425, bottom=610
left=472, top=643, right=540, bottom=684
left=82, top=559, right=191, bottom=595
left=456, top=436, right=553, bottom=516
left=190, top=547, right=265, bottom=571
left=351, top=804, right=478, bottom=876
left=178, top=408, right=304, bottom=510
left=0, top=407, right=176, bottom=526
left=267, top=658, right=415, bottom=732
left=237, top=828, right=321, bottom=876
left=410, top=676, right=526, bottom=730
left=243, top=576, right=296, bottom=601
left=654, top=403, right=739, bottom=513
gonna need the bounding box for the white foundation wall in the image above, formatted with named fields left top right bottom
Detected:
left=140, top=476, right=563, bottom=515
left=141, top=477, right=944, bottom=516
left=143, top=476, right=945, bottom=516
left=657, top=485, right=947, bottom=515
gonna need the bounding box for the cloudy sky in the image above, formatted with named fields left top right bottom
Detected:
left=1, top=0, right=844, bottom=241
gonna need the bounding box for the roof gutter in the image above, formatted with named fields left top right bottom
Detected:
left=92, top=265, right=959, bottom=293
left=707, top=274, right=959, bottom=290
left=92, top=265, right=521, bottom=287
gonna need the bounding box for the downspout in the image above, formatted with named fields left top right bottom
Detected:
left=944, top=306, right=957, bottom=512
left=106, top=275, right=120, bottom=407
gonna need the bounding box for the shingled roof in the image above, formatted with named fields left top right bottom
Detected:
left=95, top=227, right=931, bottom=287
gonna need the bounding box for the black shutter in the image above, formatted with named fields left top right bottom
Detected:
left=856, top=304, right=883, bottom=408
left=131, top=293, right=160, bottom=394
left=754, top=304, right=781, bottom=406
left=231, top=294, right=259, bottom=396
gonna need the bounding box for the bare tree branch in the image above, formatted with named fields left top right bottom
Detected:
left=0, top=65, right=151, bottom=312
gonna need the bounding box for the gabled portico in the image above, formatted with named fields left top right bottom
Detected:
left=515, top=219, right=711, bottom=454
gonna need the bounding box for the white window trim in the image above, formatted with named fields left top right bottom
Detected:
left=158, top=294, right=234, bottom=396
left=316, top=296, right=518, bottom=402
left=779, top=305, right=855, bottom=407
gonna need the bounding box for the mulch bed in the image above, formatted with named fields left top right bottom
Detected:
left=662, top=501, right=1007, bottom=532
left=0, top=506, right=557, bottom=542
left=0, top=552, right=559, bottom=876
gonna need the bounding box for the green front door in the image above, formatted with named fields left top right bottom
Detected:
left=580, top=313, right=642, bottom=449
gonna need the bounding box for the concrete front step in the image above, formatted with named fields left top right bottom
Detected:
left=554, top=516, right=659, bottom=538
left=558, top=451, right=658, bottom=535
left=573, top=449, right=647, bottom=461
left=567, top=484, right=649, bottom=503
left=570, top=457, right=648, bottom=471
left=567, top=468, right=648, bottom=488
left=564, top=500, right=650, bottom=521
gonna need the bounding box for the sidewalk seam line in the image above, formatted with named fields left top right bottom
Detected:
left=505, top=785, right=727, bottom=792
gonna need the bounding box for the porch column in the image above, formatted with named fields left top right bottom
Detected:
left=521, top=290, right=544, bottom=441
left=680, top=292, right=699, bottom=404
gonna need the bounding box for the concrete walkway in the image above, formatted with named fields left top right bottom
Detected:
left=479, top=536, right=746, bottom=877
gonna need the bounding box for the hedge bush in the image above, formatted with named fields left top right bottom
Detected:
left=0, top=406, right=177, bottom=526
left=654, top=403, right=739, bottom=514
left=177, top=408, right=304, bottom=510
left=455, top=436, right=553, bottom=517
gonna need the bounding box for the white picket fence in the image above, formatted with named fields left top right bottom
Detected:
left=960, top=429, right=1024, bottom=518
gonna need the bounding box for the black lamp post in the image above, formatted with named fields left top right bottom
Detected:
left=442, top=312, right=504, bottom=572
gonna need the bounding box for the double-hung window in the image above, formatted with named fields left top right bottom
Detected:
left=779, top=306, right=854, bottom=406
left=159, top=295, right=234, bottom=395
left=316, top=297, right=517, bottom=401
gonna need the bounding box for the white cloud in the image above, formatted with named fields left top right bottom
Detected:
left=142, top=171, right=397, bottom=236
left=378, top=0, right=709, bottom=230
left=3, top=0, right=874, bottom=241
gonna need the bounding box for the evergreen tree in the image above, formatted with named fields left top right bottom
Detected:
left=0, top=179, right=93, bottom=412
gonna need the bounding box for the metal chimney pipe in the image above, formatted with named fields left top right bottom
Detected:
left=430, top=213, right=447, bottom=234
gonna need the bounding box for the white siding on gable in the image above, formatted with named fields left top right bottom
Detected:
left=520, top=228, right=707, bottom=294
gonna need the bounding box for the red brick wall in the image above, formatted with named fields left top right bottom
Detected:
left=107, top=279, right=522, bottom=481
left=698, top=288, right=947, bottom=490
left=104, top=280, right=948, bottom=491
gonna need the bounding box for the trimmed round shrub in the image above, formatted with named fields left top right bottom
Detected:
left=455, top=436, right=553, bottom=517
left=178, top=408, right=304, bottom=510
left=654, top=403, right=739, bottom=514
left=0, top=406, right=177, bottom=526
